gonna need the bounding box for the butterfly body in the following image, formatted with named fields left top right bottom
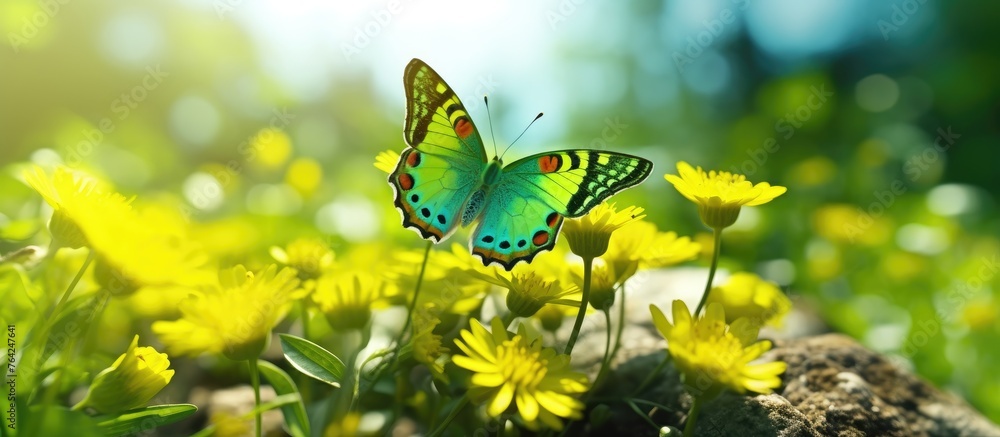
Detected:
left=390, top=59, right=653, bottom=270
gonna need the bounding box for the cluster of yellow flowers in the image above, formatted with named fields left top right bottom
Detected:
left=16, top=157, right=792, bottom=435
left=376, top=155, right=794, bottom=432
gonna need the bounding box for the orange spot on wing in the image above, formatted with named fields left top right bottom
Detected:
left=546, top=212, right=560, bottom=227
left=532, top=230, right=549, bottom=246
left=455, top=118, right=473, bottom=138
left=398, top=173, right=414, bottom=190
left=539, top=155, right=561, bottom=173
left=405, top=150, right=421, bottom=167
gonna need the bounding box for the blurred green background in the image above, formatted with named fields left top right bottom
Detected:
left=2, top=0, right=999, bottom=424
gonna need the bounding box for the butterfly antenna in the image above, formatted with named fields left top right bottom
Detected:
left=484, top=96, right=498, bottom=159
left=500, top=112, right=543, bottom=160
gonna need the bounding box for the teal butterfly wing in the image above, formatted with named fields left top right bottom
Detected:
left=470, top=150, right=653, bottom=270
left=390, top=59, right=654, bottom=269
left=390, top=59, right=487, bottom=242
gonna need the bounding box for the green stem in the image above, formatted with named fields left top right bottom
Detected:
left=27, top=250, right=95, bottom=437
left=248, top=359, right=262, bottom=437
left=589, top=308, right=614, bottom=395
left=631, top=352, right=671, bottom=396
left=349, top=325, right=374, bottom=412
left=693, top=227, right=723, bottom=317
left=683, top=396, right=703, bottom=437
left=376, top=241, right=432, bottom=431
left=299, top=300, right=311, bottom=340
left=625, top=399, right=662, bottom=430
left=609, top=283, right=627, bottom=368
left=564, top=256, right=593, bottom=354
left=394, top=241, right=432, bottom=353
left=427, top=395, right=469, bottom=437
left=51, top=249, right=94, bottom=318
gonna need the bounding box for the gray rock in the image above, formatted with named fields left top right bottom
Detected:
left=578, top=333, right=1000, bottom=436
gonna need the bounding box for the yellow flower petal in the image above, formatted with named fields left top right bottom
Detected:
left=374, top=150, right=400, bottom=174
left=652, top=297, right=787, bottom=397
left=664, top=161, right=786, bottom=229
left=488, top=383, right=516, bottom=417
left=471, top=372, right=507, bottom=388
left=534, top=391, right=583, bottom=418
left=153, top=265, right=299, bottom=360
left=516, top=391, right=540, bottom=422
left=73, top=335, right=174, bottom=414
left=650, top=304, right=673, bottom=337
left=452, top=317, right=591, bottom=430
left=671, top=300, right=692, bottom=329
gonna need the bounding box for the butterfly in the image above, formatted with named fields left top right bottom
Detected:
left=388, top=58, right=653, bottom=271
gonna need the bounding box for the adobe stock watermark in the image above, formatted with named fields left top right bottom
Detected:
left=841, top=126, right=960, bottom=242
left=213, top=0, right=244, bottom=19
left=941, top=253, right=999, bottom=322
left=547, top=0, right=589, bottom=29
left=672, top=0, right=751, bottom=72
left=341, top=0, right=403, bottom=62
left=894, top=253, right=998, bottom=363
left=6, top=0, right=71, bottom=54
left=729, top=84, right=833, bottom=177
left=586, top=117, right=628, bottom=151
left=877, top=0, right=928, bottom=41
left=461, top=75, right=500, bottom=114
left=64, top=65, right=169, bottom=167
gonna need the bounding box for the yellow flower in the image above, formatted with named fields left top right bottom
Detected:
left=91, top=202, right=212, bottom=295
left=641, top=229, right=702, bottom=268
left=72, top=335, right=174, bottom=413
left=410, top=303, right=449, bottom=380
left=460, top=249, right=578, bottom=317
left=533, top=302, right=579, bottom=334
left=374, top=150, right=400, bottom=174
left=25, top=166, right=211, bottom=294
left=394, top=243, right=490, bottom=314
left=270, top=237, right=335, bottom=282
left=570, top=262, right=618, bottom=310
left=152, top=265, right=300, bottom=361
left=312, top=270, right=392, bottom=331
left=500, top=270, right=579, bottom=318
left=664, top=161, right=786, bottom=229
left=562, top=203, right=645, bottom=259
left=602, top=220, right=701, bottom=284
left=453, top=318, right=590, bottom=431
left=23, top=165, right=132, bottom=250
left=706, top=273, right=792, bottom=328
left=650, top=300, right=786, bottom=399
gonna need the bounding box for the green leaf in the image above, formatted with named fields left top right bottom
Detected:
left=257, top=360, right=310, bottom=437
left=0, top=218, right=42, bottom=240
left=278, top=334, right=346, bottom=387
left=93, top=404, right=197, bottom=437
left=0, top=263, right=34, bottom=323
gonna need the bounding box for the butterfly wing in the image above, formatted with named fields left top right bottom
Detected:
left=390, top=59, right=488, bottom=242
left=402, top=59, right=488, bottom=161
left=470, top=150, right=653, bottom=269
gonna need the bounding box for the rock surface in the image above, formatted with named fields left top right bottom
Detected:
left=581, top=333, right=1000, bottom=436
